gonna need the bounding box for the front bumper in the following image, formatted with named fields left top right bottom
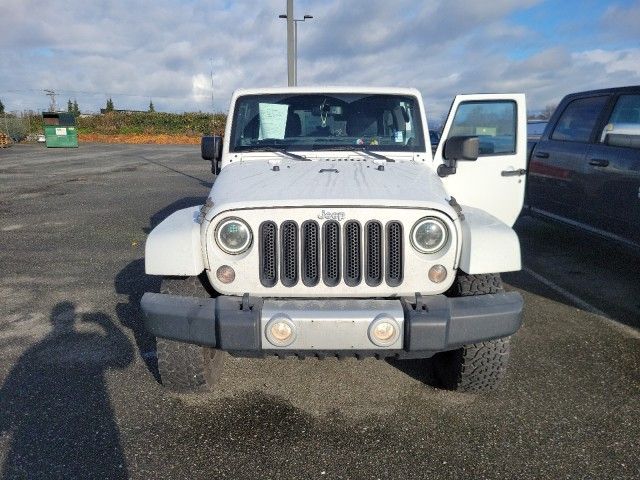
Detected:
left=140, top=292, right=523, bottom=358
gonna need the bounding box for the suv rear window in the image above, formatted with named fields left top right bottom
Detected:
left=551, top=96, right=609, bottom=143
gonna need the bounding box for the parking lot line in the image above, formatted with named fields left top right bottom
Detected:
left=523, top=266, right=640, bottom=339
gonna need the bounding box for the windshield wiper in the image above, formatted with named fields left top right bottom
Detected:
left=241, top=146, right=310, bottom=161
left=315, top=145, right=395, bottom=162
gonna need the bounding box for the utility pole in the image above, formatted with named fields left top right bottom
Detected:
left=44, top=89, right=57, bottom=112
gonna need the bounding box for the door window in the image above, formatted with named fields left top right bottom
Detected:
left=600, top=94, right=640, bottom=149
left=551, top=96, right=608, bottom=143
left=447, top=101, right=516, bottom=155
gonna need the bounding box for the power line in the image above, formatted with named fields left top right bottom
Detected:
left=1, top=87, right=225, bottom=114
left=44, top=89, right=57, bottom=112
left=1, top=88, right=187, bottom=100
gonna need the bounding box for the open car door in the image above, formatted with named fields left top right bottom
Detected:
left=433, top=94, right=527, bottom=226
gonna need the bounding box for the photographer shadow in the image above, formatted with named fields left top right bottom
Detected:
left=0, top=302, right=133, bottom=479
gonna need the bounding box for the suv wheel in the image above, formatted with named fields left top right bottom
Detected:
left=431, top=273, right=512, bottom=392
left=156, top=275, right=224, bottom=394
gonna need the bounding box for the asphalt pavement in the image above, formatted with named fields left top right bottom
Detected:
left=0, top=144, right=638, bottom=479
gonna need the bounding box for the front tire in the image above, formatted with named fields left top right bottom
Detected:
left=430, top=336, right=512, bottom=392
left=156, top=338, right=224, bottom=394
left=156, top=275, right=224, bottom=394
left=431, top=273, right=513, bottom=392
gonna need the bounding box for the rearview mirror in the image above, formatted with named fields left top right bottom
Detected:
left=201, top=135, right=222, bottom=161
left=201, top=135, right=223, bottom=174
left=438, top=136, right=480, bottom=178
left=443, top=136, right=479, bottom=161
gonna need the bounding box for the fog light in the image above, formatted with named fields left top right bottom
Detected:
left=368, top=315, right=400, bottom=347
left=373, top=322, right=395, bottom=341
left=428, top=264, right=447, bottom=283
left=216, top=265, right=235, bottom=284
left=265, top=315, right=296, bottom=347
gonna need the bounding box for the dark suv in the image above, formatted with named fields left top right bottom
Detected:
left=526, top=86, right=640, bottom=249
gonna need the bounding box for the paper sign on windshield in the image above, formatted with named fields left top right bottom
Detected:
left=258, top=103, right=289, bottom=140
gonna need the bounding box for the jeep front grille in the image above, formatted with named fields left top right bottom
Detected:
left=302, top=221, right=320, bottom=287
left=259, top=222, right=278, bottom=287
left=365, top=221, right=383, bottom=286
left=259, top=220, right=404, bottom=288
left=344, top=221, right=362, bottom=287
left=280, top=221, right=298, bottom=287
left=323, top=221, right=340, bottom=287
left=386, top=221, right=403, bottom=286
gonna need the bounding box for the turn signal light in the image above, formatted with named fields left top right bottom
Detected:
left=428, top=264, right=447, bottom=283
left=216, top=265, right=236, bottom=284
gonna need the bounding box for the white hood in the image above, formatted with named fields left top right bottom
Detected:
left=206, top=158, right=455, bottom=220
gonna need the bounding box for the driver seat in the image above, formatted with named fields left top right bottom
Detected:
left=285, top=112, right=302, bottom=137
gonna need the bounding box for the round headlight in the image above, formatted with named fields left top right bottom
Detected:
left=215, top=218, right=252, bottom=254
left=411, top=217, right=448, bottom=254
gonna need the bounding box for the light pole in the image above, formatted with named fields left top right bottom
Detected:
left=293, top=15, right=313, bottom=86
left=279, top=5, right=313, bottom=86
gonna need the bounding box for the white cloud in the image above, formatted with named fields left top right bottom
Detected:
left=191, top=74, right=212, bottom=103
left=0, top=0, right=638, bottom=118
left=573, top=49, right=640, bottom=76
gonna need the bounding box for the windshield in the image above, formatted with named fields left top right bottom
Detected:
left=230, top=93, right=425, bottom=152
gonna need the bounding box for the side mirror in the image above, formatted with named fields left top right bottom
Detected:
left=201, top=135, right=222, bottom=161
left=201, top=135, right=223, bottom=175
left=438, top=136, right=480, bottom=178
left=443, top=136, right=479, bottom=161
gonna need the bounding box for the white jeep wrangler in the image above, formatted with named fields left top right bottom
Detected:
left=141, top=87, right=527, bottom=393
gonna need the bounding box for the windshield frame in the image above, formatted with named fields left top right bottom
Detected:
left=229, top=93, right=426, bottom=154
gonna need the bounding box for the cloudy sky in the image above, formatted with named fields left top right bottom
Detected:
left=1, top=0, right=639, bottom=121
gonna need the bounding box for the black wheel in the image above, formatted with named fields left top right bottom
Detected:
left=431, top=273, right=512, bottom=392
left=430, top=336, right=512, bottom=392
left=446, top=272, right=504, bottom=297
left=156, top=275, right=224, bottom=394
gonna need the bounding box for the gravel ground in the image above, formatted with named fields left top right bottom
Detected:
left=0, top=144, right=638, bottom=479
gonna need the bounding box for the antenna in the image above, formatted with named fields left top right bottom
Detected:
left=44, top=89, right=57, bottom=112
left=210, top=57, right=214, bottom=112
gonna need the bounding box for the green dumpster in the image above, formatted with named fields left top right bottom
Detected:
left=43, top=112, right=78, bottom=148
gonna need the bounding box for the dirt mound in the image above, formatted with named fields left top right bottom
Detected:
left=79, top=133, right=201, bottom=145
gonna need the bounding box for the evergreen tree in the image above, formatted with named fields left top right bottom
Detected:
left=148, top=100, right=155, bottom=113
left=0, top=99, right=4, bottom=114
left=73, top=100, right=80, bottom=116
left=105, top=98, right=114, bottom=112
left=67, top=99, right=73, bottom=113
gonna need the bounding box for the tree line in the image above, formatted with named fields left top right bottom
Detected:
left=102, top=97, right=154, bottom=113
